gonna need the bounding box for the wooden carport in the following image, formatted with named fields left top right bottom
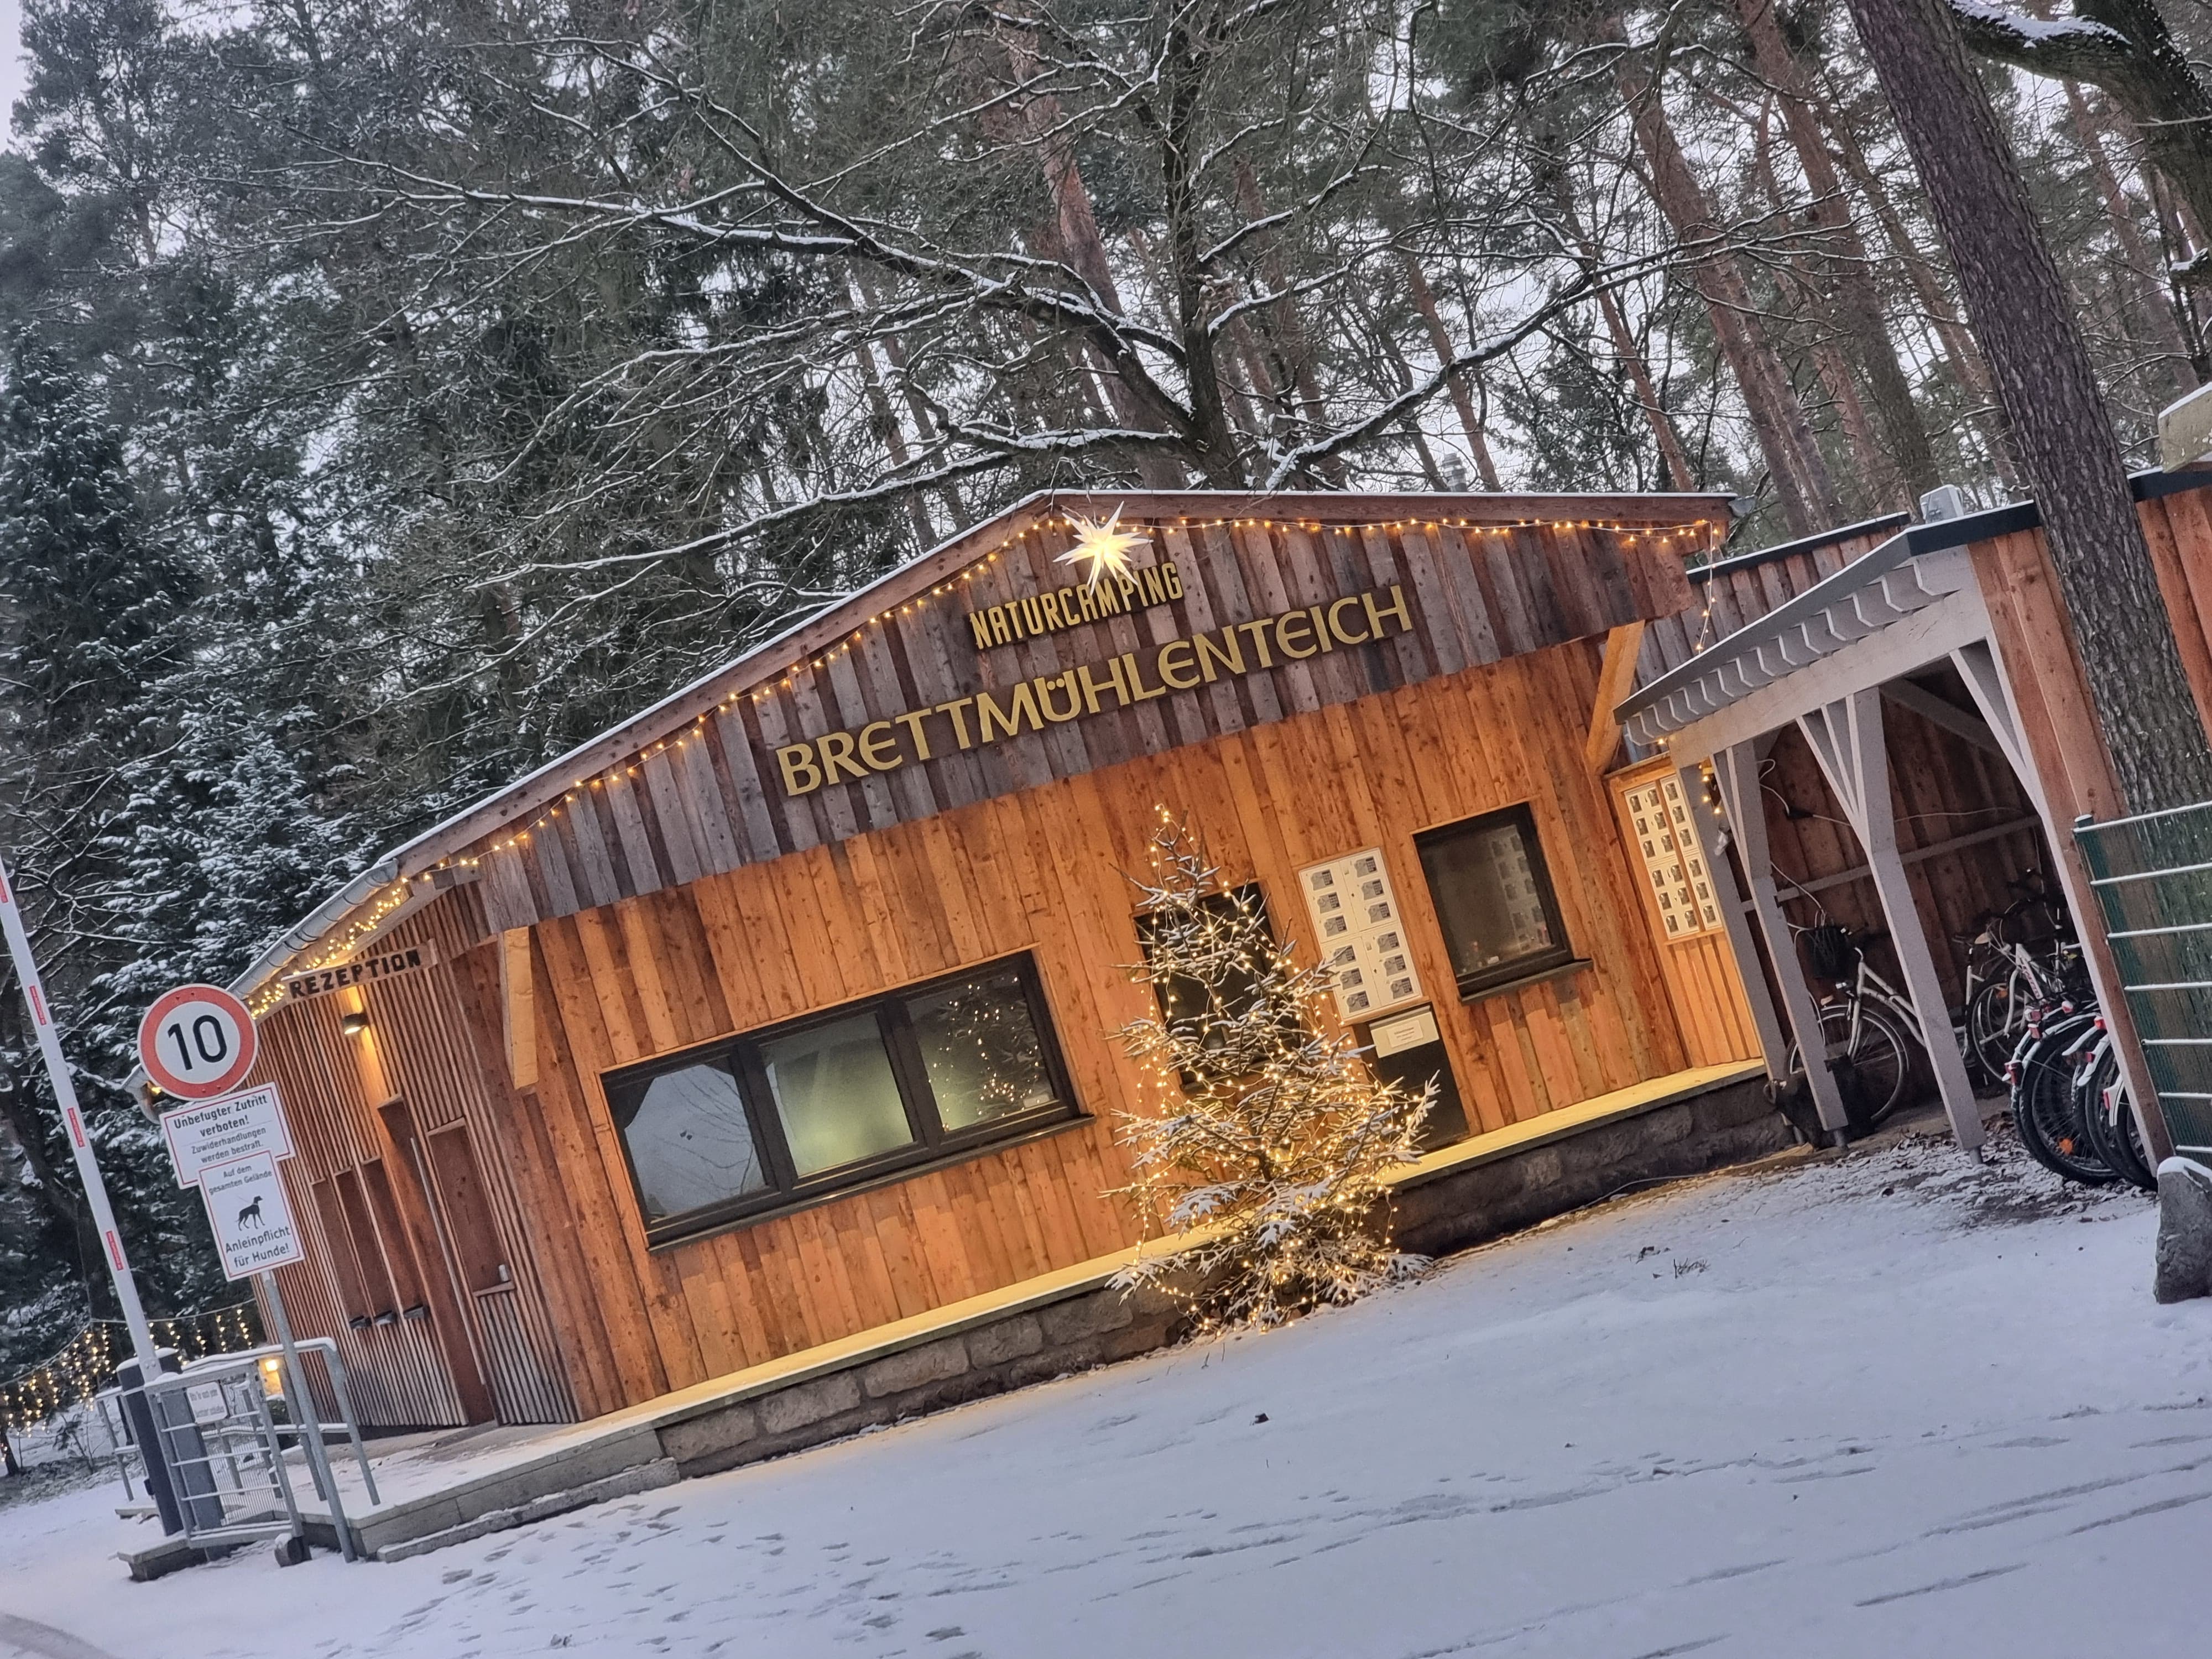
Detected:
left=1616, top=475, right=2212, bottom=1158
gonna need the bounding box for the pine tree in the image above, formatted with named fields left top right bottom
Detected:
left=1110, top=815, right=1432, bottom=1333
left=0, top=334, right=215, bottom=1370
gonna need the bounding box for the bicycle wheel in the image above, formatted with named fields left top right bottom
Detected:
left=2076, top=1050, right=2157, bottom=1192
left=1786, top=1001, right=1913, bottom=1132
left=2010, top=1030, right=2116, bottom=1185
left=1966, top=980, right=2021, bottom=1083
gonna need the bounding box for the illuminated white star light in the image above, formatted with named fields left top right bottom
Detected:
left=1056, top=508, right=1150, bottom=592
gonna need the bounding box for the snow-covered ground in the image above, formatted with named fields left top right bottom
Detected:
left=4, top=1126, right=2210, bottom=1659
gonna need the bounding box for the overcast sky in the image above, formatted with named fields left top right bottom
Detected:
left=0, top=2, right=22, bottom=140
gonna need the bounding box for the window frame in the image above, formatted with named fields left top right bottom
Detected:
left=1413, top=802, right=1579, bottom=999
left=602, top=953, right=1082, bottom=1248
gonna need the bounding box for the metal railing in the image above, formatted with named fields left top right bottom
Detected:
left=142, top=1356, right=307, bottom=1553
left=2075, top=800, right=2212, bottom=1157
left=95, top=1336, right=377, bottom=1563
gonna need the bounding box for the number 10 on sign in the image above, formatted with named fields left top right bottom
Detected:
left=137, top=983, right=258, bottom=1100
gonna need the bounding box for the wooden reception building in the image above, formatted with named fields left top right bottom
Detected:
left=205, top=489, right=1778, bottom=1431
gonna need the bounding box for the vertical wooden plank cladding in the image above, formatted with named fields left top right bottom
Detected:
left=2138, top=492, right=2212, bottom=739
left=1969, top=529, right=2127, bottom=823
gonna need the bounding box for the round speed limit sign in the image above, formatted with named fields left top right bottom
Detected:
left=139, top=983, right=258, bottom=1100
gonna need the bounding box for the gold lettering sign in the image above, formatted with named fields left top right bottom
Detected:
left=964, top=561, right=1184, bottom=650
left=775, top=583, right=1413, bottom=797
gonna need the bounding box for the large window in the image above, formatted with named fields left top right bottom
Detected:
left=603, top=956, right=1078, bottom=1244
left=1415, top=805, right=1577, bottom=997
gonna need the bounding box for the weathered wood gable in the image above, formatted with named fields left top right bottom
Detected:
left=448, top=491, right=1723, bottom=933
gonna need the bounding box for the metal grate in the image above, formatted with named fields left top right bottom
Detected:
left=2075, top=800, right=2212, bottom=1156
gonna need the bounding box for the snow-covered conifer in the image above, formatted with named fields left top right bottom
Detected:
left=1111, top=813, right=1432, bottom=1333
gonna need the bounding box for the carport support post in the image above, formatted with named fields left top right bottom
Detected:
left=1713, top=742, right=1851, bottom=1138
left=1800, top=692, right=1986, bottom=1152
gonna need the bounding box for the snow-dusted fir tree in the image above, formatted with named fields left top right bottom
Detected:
left=1112, top=813, right=1433, bottom=1332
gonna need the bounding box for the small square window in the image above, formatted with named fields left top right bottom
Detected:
left=1415, top=804, right=1576, bottom=997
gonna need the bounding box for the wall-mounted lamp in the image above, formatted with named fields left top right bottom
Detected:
left=340, top=1011, right=371, bottom=1037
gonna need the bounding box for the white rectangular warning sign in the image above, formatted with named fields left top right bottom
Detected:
left=162, top=1082, right=294, bottom=1187
left=200, top=1152, right=304, bottom=1281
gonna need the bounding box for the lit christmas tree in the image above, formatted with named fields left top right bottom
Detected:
left=1111, top=812, right=1433, bottom=1332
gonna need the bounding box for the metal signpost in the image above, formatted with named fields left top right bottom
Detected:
left=0, top=854, right=206, bottom=1534
left=161, top=1075, right=356, bottom=1562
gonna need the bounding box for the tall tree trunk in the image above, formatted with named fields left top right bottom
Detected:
left=995, top=30, right=1196, bottom=486
left=846, top=287, right=939, bottom=548
left=1735, top=0, right=1942, bottom=503
left=2146, top=174, right=2212, bottom=379
left=1822, top=104, right=1996, bottom=397
left=1747, top=91, right=1898, bottom=503
left=1549, top=179, right=1701, bottom=489
left=1401, top=257, right=1505, bottom=488
left=1844, top=0, right=2212, bottom=811
left=1359, top=299, right=1451, bottom=488
left=1611, top=26, right=1841, bottom=533
left=1229, top=160, right=1346, bottom=484
left=2060, top=80, right=2200, bottom=384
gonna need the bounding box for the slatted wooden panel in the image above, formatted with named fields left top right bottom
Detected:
left=454, top=499, right=1714, bottom=930
left=248, top=1004, right=469, bottom=1429
left=2136, top=486, right=2212, bottom=743
left=247, top=888, right=575, bottom=1427
left=472, top=634, right=1693, bottom=1417
left=359, top=898, right=576, bottom=1425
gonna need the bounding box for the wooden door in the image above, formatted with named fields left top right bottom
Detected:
left=376, top=1100, right=495, bottom=1424
left=385, top=1102, right=573, bottom=1425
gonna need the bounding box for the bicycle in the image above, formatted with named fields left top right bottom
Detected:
left=1958, top=872, right=2075, bottom=1083
left=2070, top=1021, right=2158, bottom=1191
left=2005, top=991, right=2115, bottom=1186
left=1783, top=920, right=1924, bottom=1131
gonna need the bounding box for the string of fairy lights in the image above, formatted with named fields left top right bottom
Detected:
left=1, top=1302, right=262, bottom=1434
left=253, top=509, right=1723, bottom=1007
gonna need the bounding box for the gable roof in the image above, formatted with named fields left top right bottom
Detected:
left=229, top=486, right=1729, bottom=1010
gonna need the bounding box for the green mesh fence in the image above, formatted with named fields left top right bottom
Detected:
left=2076, top=801, right=2212, bottom=1157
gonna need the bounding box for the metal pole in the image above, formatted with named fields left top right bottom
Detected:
left=0, top=854, right=192, bottom=1531
left=263, top=1272, right=354, bottom=1561
left=0, top=855, right=162, bottom=1374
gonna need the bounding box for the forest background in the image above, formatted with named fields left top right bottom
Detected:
left=0, top=0, right=2204, bottom=1376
